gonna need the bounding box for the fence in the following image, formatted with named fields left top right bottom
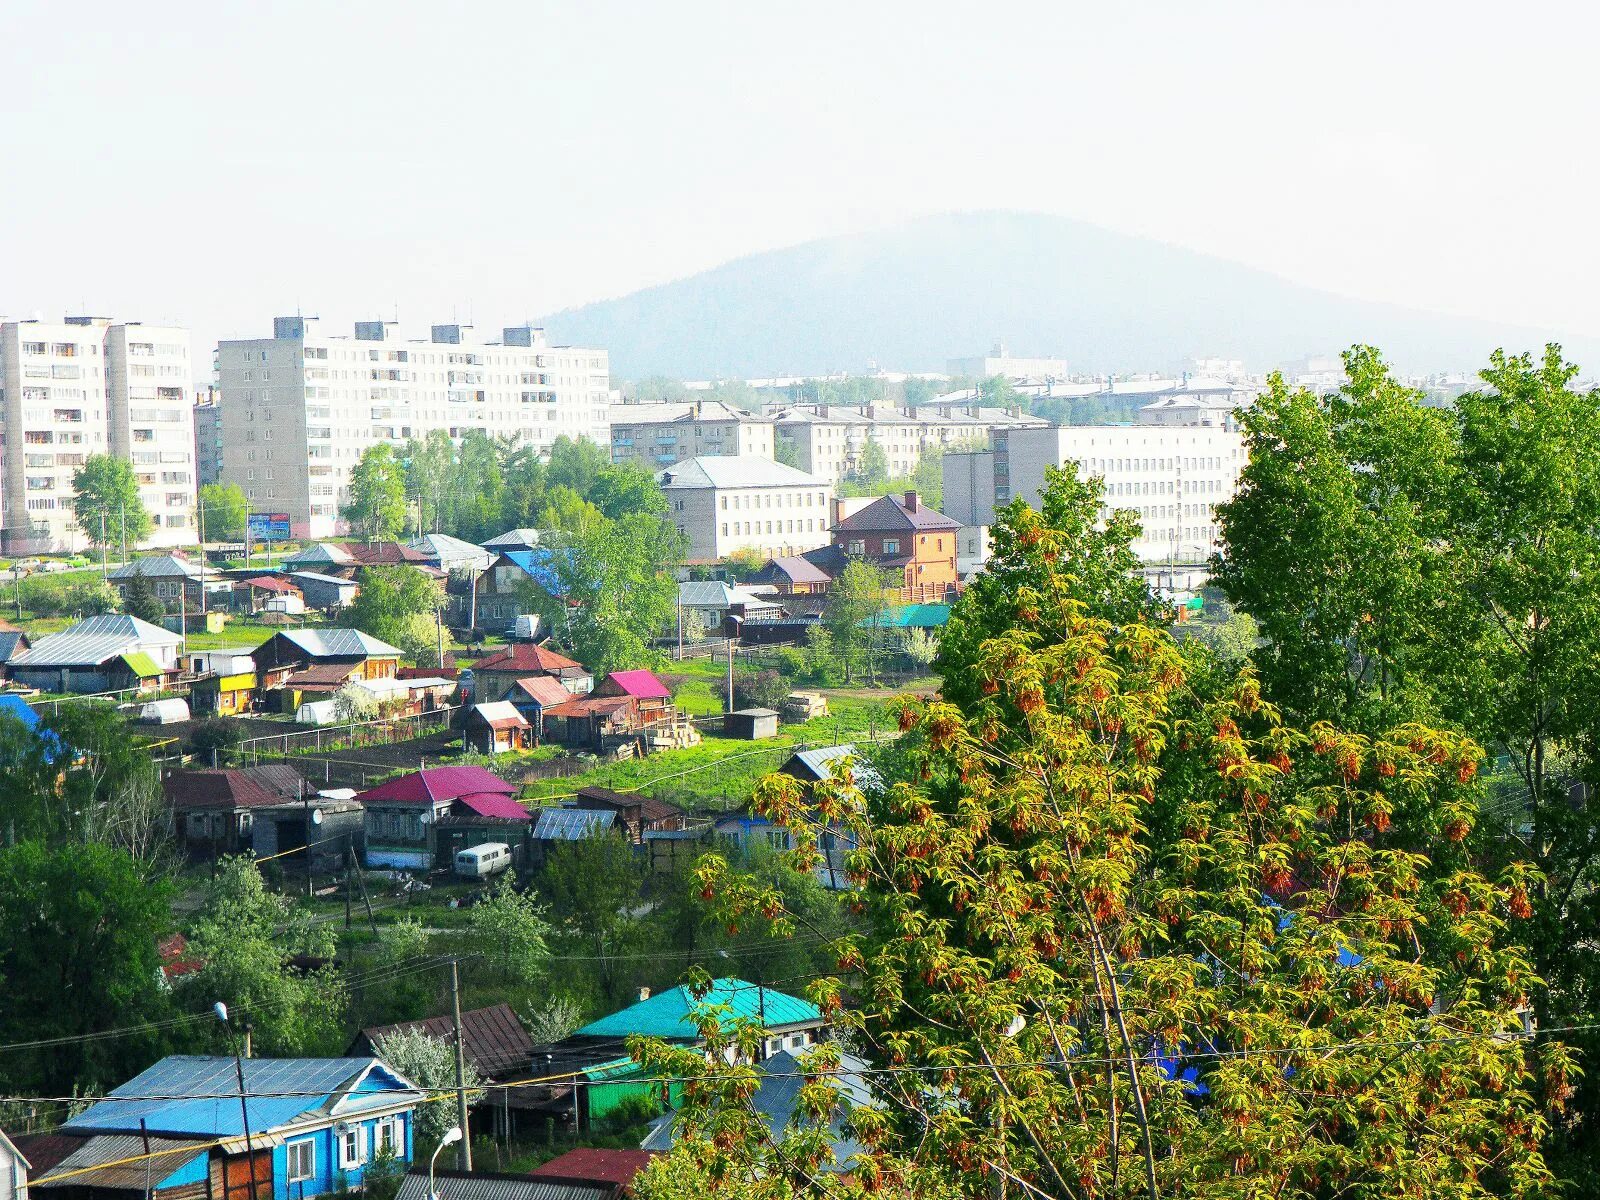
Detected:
left=24, top=677, right=198, bottom=716
left=234, top=704, right=461, bottom=764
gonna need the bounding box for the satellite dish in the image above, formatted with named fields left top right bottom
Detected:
left=419, top=810, right=433, bottom=826
left=310, top=808, right=324, bottom=826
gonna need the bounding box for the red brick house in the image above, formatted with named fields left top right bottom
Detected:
left=830, top=491, right=960, bottom=603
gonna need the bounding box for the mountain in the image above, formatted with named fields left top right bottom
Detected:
left=539, top=211, right=1593, bottom=380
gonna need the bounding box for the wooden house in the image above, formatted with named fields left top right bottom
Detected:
left=571, top=786, right=687, bottom=844
left=463, top=702, right=532, bottom=755
left=356, top=766, right=529, bottom=871
left=163, top=765, right=308, bottom=859
left=469, top=643, right=592, bottom=703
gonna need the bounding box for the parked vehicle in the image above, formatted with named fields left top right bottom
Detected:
left=454, top=842, right=513, bottom=879
left=512, top=614, right=542, bottom=642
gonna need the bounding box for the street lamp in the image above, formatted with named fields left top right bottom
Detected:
left=430, top=1127, right=463, bottom=1200
left=215, top=1003, right=261, bottom=1200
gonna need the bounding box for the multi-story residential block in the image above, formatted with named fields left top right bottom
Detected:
left=655, top=455, right=833, bottom=563
left=947, top=342, right=1068, bottom=381
left=771, top=404, right=1042, bottom=482
left=193, top=389, right=223, bottom=486
left=608, top=400, right=774, bottom=466
left=217, top=317, right=609, bottom=539
left=0, top=317, right=195, bottom=552
left=943, top=423, right=1246, bottom=567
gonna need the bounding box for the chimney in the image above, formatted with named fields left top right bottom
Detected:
left=904, top=491, right=919, bottom=512
left=638, top=987, right=651, bottom=1002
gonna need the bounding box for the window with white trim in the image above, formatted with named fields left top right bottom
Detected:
left=286, top=1139, right=315, bottom=1182
left=374, top=1115, right=404, bottom=1157
left=338, top=1124, right=367, bottom=1169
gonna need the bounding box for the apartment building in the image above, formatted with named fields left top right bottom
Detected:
left=947, top=342, right=1068, bottom=381
left=0, top=317, right=195, bottom=552
left=655, top=455, right=833, bottom=563
left=193, top=390, right=222, bottom=486
left=772, top=405, right=1043, bottom=482
left=608, top=400, right=774, bottom=467
left=942, top=424, right=1246, bottom=566
left=217, top=317, right=609, bottom=538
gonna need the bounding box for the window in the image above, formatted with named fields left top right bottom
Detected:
left=287, top=1140, right=315, bottom=1183
left=882, top=539, right=899, bottom=555
left=847, top=539, right=865, bottom=556
left=338, top=1124, right=367, bottom=1169
left=374, top=1116, right=404, bottom=1156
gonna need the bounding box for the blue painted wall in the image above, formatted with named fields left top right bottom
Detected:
left=271, top=1112, right=412, bottom=1200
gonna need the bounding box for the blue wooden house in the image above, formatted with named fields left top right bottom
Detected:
left=59, top=1056, right=420, bottom=1200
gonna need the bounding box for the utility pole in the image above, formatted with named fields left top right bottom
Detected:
left=450, top=959, right=473, bottom=1169
left=726, top=638, right=735, bottom=713
left=119, top=504, right=127, bottom=566
left=100, top=512, right=108, bottom=580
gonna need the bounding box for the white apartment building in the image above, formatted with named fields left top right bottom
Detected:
left=217, top=317, right=609, bottom=538
left=942, top=424, right=1246, bottom=567
left=608, top=400, right=774, bottom=467
left=655, top=455, right=833, bottom=563
left=0, top=317, right=195, bottom=553
left=947, top=342, right=1069, bottom=381
left=773, top=404, right=1044, bottom=482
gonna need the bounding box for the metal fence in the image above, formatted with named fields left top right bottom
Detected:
left=234, top=705, right=461, bottom=763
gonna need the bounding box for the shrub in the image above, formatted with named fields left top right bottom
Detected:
left=733, top=668, right=787, bottom=711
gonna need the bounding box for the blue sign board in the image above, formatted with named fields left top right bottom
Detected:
left=247, top=512, right=291, bottom=542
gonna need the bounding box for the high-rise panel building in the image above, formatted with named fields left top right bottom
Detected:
left=193, top=389, right=223, bottom=487
left=0, top=317, right=195, bottom=553
left=217, top=318, right=610, bottom=538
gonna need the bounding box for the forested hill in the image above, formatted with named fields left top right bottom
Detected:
left=540, top=211, right=1592, bottom=379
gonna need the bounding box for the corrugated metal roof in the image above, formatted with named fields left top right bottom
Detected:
left=481, top=528, right=541, bottom=549
left=288, top=570, right=359, bottom=586
left=280, top=628, right=401, bottom=658
left=529, top=1149, right=657, bottom=1188
left=107, top=555, right=205, bottom=580
left=64, top=1055, right=417, bottom=1138
left=34, top=1133, right=212, bottom=1189
left=532, top=808, right=615, bottom=841
left=456, top=792, right=533, bottom=821
left=121, top=651, right=163, bottom=678
left=356, top=766, right=516, bottom=806
left=72, top=613, right=183, bottom=643
left=599, top=670, right=670, bottom=700
left=396, top=1171, right=610, bottom=1200
left=359, top=1003, right=534, bottom=1078
left=787, top=745, right=883, bottom=792
left=575, top=978, right=822, bottom=1040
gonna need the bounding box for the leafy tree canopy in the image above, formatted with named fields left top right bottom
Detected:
left=199, top=481, right=249, bottom=543
left=74, top=454, right=151, bottom=548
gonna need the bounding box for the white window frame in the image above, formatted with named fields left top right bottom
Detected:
left=338, top=1123, right=367, bottom=1169
left=374, top=1115, right=403, bottom=1157
left=286, top=1139, right=315, bottom=1183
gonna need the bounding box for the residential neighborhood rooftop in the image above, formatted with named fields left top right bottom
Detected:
left=655, top=454, right=825, bottom=490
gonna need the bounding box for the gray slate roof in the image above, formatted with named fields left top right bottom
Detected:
left=656, top=455, right=826, bottom=490
left=396, top=1173, right=609, bottom=1200
left=482, top=528, right=540, bottom=549
left=107, top=555, right=205, bottom=581
left=788, top=745, right=884, bottom=792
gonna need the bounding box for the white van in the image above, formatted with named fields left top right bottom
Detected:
left=455, top=842, right=513, bottom=879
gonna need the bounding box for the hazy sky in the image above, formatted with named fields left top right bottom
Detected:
left=3, top=0, right=1597, bottom=368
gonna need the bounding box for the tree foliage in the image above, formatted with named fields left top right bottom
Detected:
left=199, top=481, right=249, bottom=543
left=346, top=565, right=443, bottom=649
left=370, top=1027, right=483, bottom=1148
left=657, top=554, right=1567, bottom=1198
left=121, top=571, right=165, bottom=623
left=539, top=832, right=647, bottom=1005
left=465, top=875, right=550, bottom=987
left=343, top=444, right=408, bottom=540
left=0, top=842, right=174, bottom=1097
left=180, top=856, right=346, bottom=1056
left=1213, top=344, right=1600, bottom=1177
left=74, top=454, right=151, bottom=548
left=822, top=559, right=891, bottom=683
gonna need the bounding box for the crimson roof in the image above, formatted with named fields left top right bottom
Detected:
left=164, top=766, right=307, bottom=811
left=355, top=766, right=516, bottom=806
left=529, top=1148, right=657, bottom=1187
left=456, top=793, right=534, bottom=821
left=600, top=669, right=671, bottom=700
left=512, top=675, right=571, bottom=707
left=474, top=644, right=584, bottom=674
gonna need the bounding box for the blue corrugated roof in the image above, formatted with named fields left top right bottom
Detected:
left=64, top=1056, right=415, bottom=1138
left=502, top=549, right=576, bottom=599
left=575, top=978, right=822, bottom=1040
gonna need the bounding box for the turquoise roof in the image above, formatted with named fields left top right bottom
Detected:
left=576, top=977, right=822, bottom=1040
left=861, top=603, right=951, bottom=630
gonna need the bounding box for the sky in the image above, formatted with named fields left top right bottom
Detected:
left=2, top=0, right=1597, bottom=372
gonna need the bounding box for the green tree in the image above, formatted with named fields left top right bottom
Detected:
left=346, top=565, right=444, bottom=648
left=403, top=430, right=456, bottom=536
left=74, top=454, right=151, bottom=549
left=198, top=481, right=249, bottom=542
left=544, top=436, right=611, bottom=495
left=180, top=856, right=346, bottom=1055
left=120, top=571, right=166, bottom=624
left=0, top=842, right=175, bottom=1097
left=910, top=443, right=944, bottom=509
left=343, top=444, right=408, bottom=540
left=369, top=1028, right=483, bottom=1148
left=537, top=486, right=606, bottom=537
left=1212, top=343, right=1600, bottom=1178
left=821, top=558, right=890, bottom=683
left=539, top=832, right=647, bottom=1004
left=773, top=438, right=802, bottom=470
left=466, top=874, right=550, bottom=987
left=936, top=464, right=1156, bottom=710
left=588, top=462, right=669, bottom=520
left=451, top=429, right=508, bottom=541
left=523, top=512, right=686, bottom=675
left=853, top=437, right=888, bottom=488
left=732, top=668, right=788, bottom=712
left=664, top=588, right=1567, bottom=1199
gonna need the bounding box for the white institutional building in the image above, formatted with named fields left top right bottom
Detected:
left=217, top=317, right=610, bottom=538
left=655, top=455, right=833, bottom=563
left=0, top=317, right=196, bottom=552
left=943, top=423, right=1246, bottom=573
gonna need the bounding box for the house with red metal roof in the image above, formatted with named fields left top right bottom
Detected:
left=506, top=674, right=573, bottom=744
left=529, top=1148, right=658, bottom=1193
left=470, top=643, right=593, bottom=703
left=356, top=766, right=530, bottom=870
left=163, top=765, right=309, bottom=858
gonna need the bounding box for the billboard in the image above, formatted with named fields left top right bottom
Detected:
left=247, top=512, right=292, bottom=543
